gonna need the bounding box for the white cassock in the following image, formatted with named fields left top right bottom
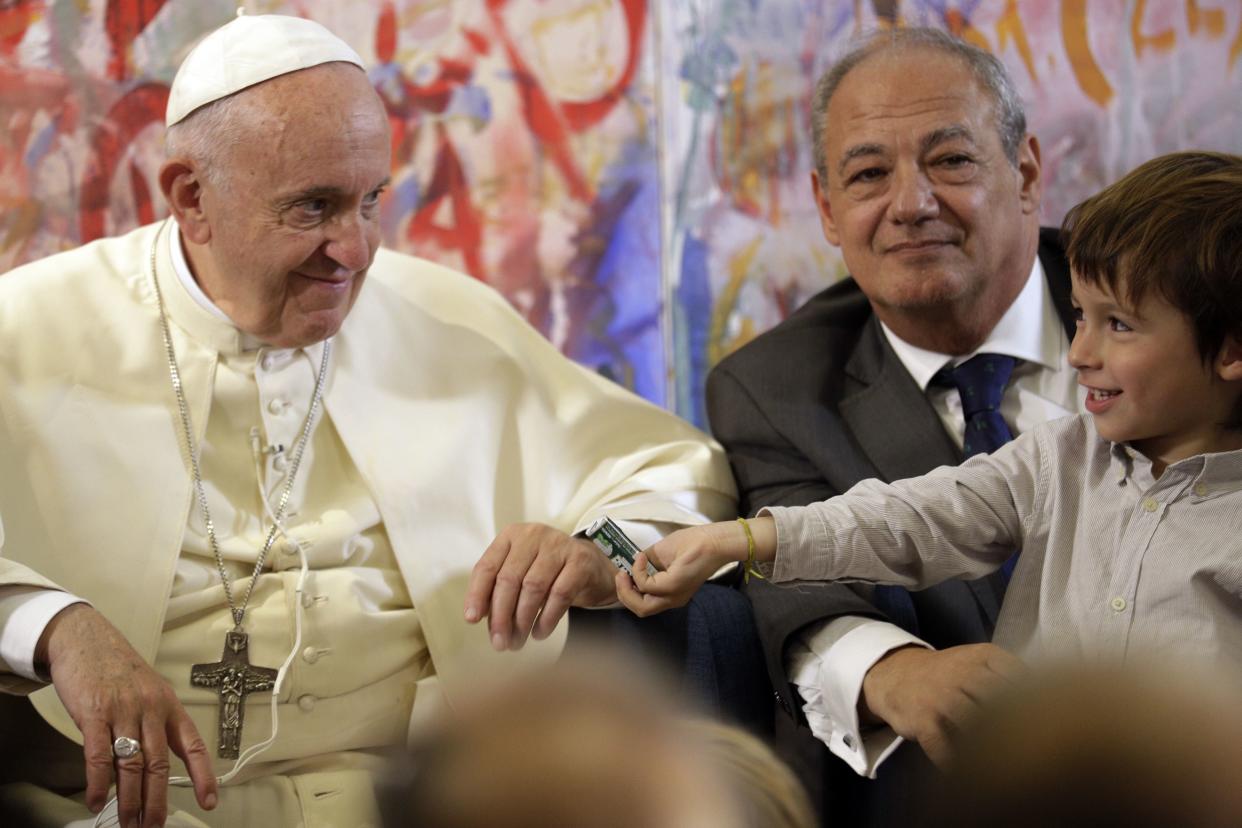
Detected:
left=0, top=221, right=736, bottom=825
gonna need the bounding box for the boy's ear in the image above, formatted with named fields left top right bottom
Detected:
left=1215, top=335, right=1242, bottom=382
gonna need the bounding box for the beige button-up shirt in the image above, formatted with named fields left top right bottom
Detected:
left=767, top=413, right=1242, bottom=675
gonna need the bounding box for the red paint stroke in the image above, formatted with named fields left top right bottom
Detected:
left=0, top=0, right=41, bottom=56
left=463, top=27, right=490, bottom=55
left=105, top=0, right=169, bottom=81
left=406, top=124, right=484, bottom=280
left=376, top=2, right=397, bottom=64
left=127, top=158, right=155, bottom=226
left=483, top=0, right=648, bottom=203
left=79, top=82, right=169, bottom=241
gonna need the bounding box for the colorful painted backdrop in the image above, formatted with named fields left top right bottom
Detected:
left=3, top=1, right=1241, bottom=424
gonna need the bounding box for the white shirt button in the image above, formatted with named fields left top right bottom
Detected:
left=267, top=399, right=286, bottom=415
left=272, top=453, right=289, bottom=472
left=1111, top=596, right=1127, bottom=612
left=282, top=539, right=300, bottom=556
left=297, top=694, right=317, bottom=712
left=1194, top=483, right=1208, bottom=497
left=260, top=353, right=275, bottom=372
left=1142, top=498, right=1158, bottom=512
left=302, top=646, right=321, bottom=664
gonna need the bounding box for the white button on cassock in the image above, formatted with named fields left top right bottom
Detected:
left=302, top=646, right=320, bottom=664
left=297, top=694, right=316, bottom=712
left=268, top=399, right=286, bottom=415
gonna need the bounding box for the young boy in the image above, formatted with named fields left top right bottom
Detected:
left=620, top=151, right=1242, bottom=675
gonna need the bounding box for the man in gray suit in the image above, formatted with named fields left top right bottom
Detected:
left=706, top=28, right=1079, bottom=823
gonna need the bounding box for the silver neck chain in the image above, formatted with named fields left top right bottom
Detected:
left=148, top=221, right=330, bottom=631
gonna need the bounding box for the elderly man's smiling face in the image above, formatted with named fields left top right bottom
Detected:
left=169, top=62, right=391, bottom=349
left=812, top=47, right=1042, bottom=352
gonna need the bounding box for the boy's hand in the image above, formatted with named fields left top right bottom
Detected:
left=614, top=522, right=749, bottom=616
left=860, top=643, right=1026, bottom=768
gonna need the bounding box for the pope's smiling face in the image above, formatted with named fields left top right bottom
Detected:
left=171, top=63, right=391, bottom=349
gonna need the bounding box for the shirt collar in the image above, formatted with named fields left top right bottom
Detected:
left=1111, top=438, right=1242, bottom=492
left=881, top=256, right=1061, bottom=391
left=165, top=225, right=266, bottom=355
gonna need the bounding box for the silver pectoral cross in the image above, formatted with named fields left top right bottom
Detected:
left=190, top=631, right=278, bottom=759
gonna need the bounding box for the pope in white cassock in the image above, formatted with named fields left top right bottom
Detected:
left=0, top=14, right=736, bottom=828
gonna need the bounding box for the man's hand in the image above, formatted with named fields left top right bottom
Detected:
left=463, top=523, right=618, bottom=651
left=860, top=643, right=1026, bottom=769
left=37, top=604, right=217, bottom=827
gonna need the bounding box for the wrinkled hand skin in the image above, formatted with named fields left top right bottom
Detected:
left=860, top=643, right=1026, bottom=768
left=38, top=604, right=217, bottom=827
left=463, top=522, right=618, bottom=651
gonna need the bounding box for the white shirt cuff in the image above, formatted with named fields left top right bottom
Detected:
left=0, top=587, right=89, bottom=681
left=788, top=615, right=930, bottom=778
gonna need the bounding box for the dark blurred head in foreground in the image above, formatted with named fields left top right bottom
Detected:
left=925, top=663, right=1242, bottom=828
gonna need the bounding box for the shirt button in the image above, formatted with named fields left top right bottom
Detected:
left=297, top=694, right=316, bottom=712
left=1111, top=596, right=1127, bottom=612
left=302, top=646, right=321, bottom=664
left=1194, top=483, right=1208, bottom=496
left=272, top=454, right=289, bottom=472
left=1142, top=498, right=1158, bottom=512
left=282, top=539, right=300, bottom=556
left=268, top=399, right=286, bottom=415
left=842, top=733, right=855, bottom=749
left=260, top=353, right=275, bottom=372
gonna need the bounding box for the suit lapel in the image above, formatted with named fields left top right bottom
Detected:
left=1038, top=228, right=1077, bottom=339
left=838, top=317, right=1004, bottom=626
left=839, top=318, right=959, bottom=484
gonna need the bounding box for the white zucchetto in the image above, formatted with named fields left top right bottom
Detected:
left=166, top=11, right=365, bottom=127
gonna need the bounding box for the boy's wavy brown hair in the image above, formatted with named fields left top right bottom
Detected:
left=1062, top=151, right=1242, bottom=426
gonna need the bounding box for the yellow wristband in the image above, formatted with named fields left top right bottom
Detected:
left=736, top=517, right=766, bottom=584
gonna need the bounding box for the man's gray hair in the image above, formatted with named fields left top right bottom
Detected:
left=810, top=27, right=1028, bottom=185
left=163, top=93, right=251, bottom=191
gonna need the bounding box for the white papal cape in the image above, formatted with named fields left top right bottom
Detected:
left=0, top=221, right=737, bottom=744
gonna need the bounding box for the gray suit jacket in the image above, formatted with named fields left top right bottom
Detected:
left=704, top=229, right=1073, bottom=824
left=707, top=227, right=1074, bottom=716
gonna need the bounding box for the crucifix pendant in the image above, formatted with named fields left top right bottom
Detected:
left=190, top=631, right=278, bottom=759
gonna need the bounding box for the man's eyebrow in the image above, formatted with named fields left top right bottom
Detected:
left=920, top=125, right=974, bottom=155
left=836, top=143, right=885, bottom=176
left=279, top=177, right=392, bottom=206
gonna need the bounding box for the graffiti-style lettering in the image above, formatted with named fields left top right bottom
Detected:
left=1062, top=0, right=1114, bottom=106
left=1131, top=0, right=1177, bottom=58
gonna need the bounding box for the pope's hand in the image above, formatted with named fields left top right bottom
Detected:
left=615, top=521, right=751, bottom=616
left=464, top=523, right=618, bottom=651
left=860, top=643, right=1026, bottom=769
left=36, top=604, right=217, bottom=827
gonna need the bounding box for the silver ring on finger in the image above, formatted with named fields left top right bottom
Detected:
left=112, top=736, right=142, bottom=759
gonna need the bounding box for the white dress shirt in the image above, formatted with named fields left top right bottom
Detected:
left=787, top=257, right=1083, bottom=777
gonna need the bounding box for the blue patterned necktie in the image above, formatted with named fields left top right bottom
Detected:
left=936, top=354, right=1017, bottom=457
left=938, top=353, right=1019, bottom=581
left=873, top=354, right=1019, bottom=634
